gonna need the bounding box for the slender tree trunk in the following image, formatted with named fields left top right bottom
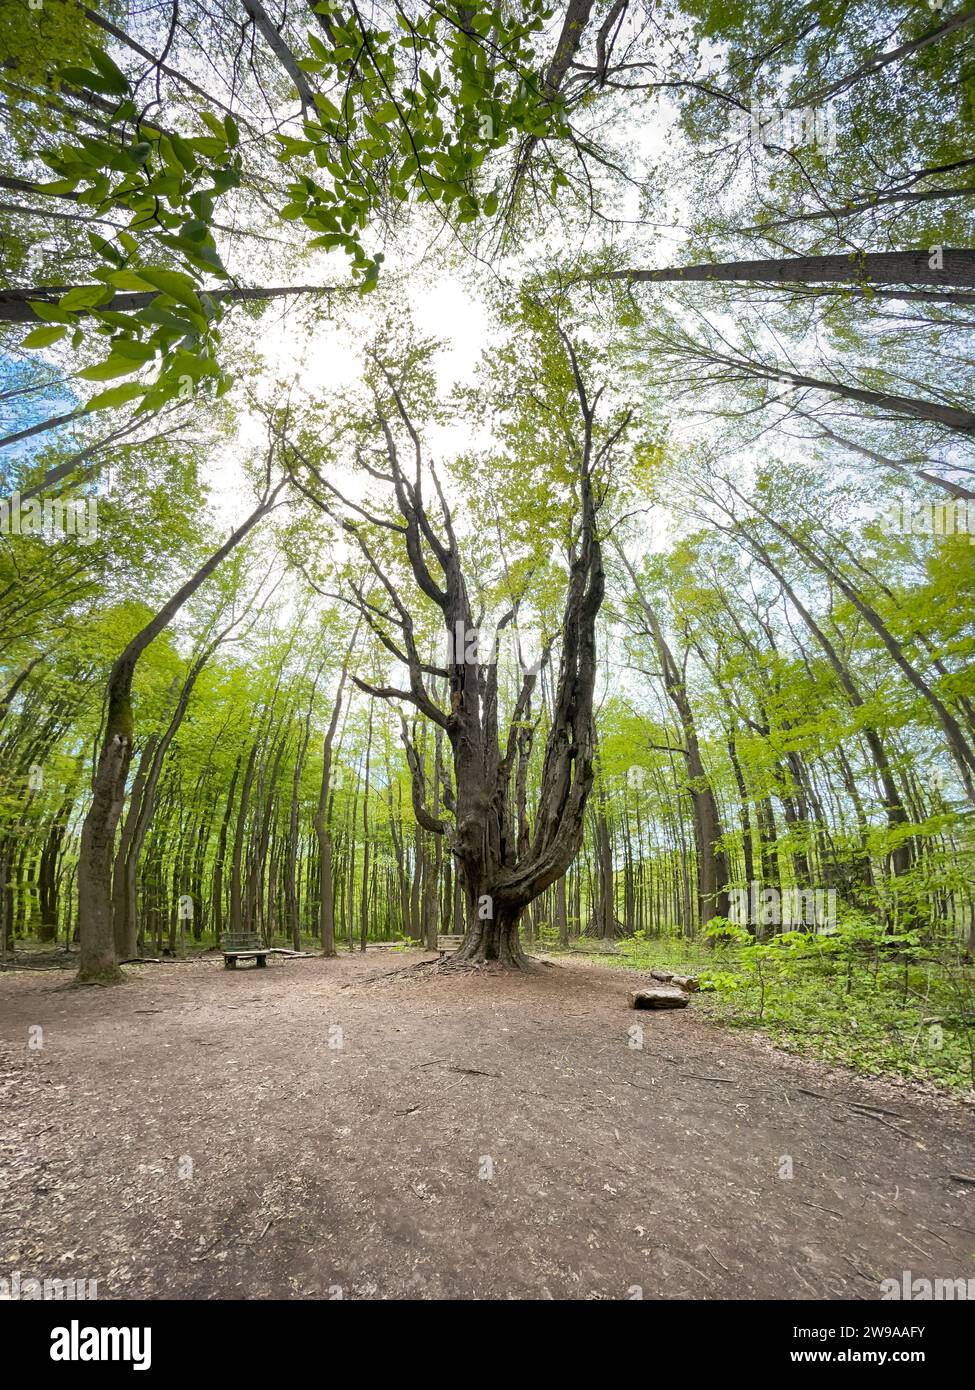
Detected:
left=315, top=637, right=353, bottom=955
left=359, top=704, right=373, bottom=952
left=212, top=756, right=241, bottom=946
left=76, top=485, right=281, bottom=983
left=617, top=545, right=730, bottom=929
left=602, top=249, right=975, bottom=291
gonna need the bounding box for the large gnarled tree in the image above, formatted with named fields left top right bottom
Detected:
left=284, top=320, right=630, bottom=966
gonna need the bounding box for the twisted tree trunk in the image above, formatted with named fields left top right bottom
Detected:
left=317, top=333, right=615, bottom=969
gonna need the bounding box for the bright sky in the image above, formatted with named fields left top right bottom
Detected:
left=200, top=69, right=683, bottom=530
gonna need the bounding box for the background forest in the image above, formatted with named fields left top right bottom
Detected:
left=1, top=0, right=973, bottom=1093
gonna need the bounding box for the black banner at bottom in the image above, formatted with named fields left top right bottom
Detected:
left=3, top=1297, right=970, bottom=1375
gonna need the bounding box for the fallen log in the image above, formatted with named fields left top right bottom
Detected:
left=629, top=987, right=689, bottom=1010
left=647, top=968, right=699, bottom=991
left=672, top=974, right=700, bottom=992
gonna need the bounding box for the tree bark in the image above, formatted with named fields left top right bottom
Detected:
left=616, top=544, right=731, bottom=930
left=293, top=333, right=612, bottom=969
left=600, top=249, right=975, bottom=291
left=0, top=283, right=334, bottom=324
left=315, top=635, right=354, bottom=955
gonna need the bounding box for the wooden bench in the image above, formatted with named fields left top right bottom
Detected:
left=221, top=932, right=271, bottom=969
left=436, top=933, right=464, bottom=959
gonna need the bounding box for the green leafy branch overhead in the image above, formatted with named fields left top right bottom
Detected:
left=13, top=1, right=576, bottom=420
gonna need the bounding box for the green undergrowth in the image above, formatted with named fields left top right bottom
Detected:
left=576, top=925, right=975, bottom=1097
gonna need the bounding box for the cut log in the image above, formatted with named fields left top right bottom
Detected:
left=629, top=987, right=689, bottom=1010
left=672, top=974, right=700, bottom=992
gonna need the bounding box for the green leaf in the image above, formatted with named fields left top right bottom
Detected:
left=307, top=233, right=347, bottom=250
left=87, top=47, right=130, bottom=96
left=200, top=112, right=227, bottom=140
left=138, top=305, right=199, bottom=335
left=21, top=325, right=68, bottom=349
left=169, top=135, right=199, bottom=172
left=28, top=301, right=76, bottom=325
left=88, top=233, right=124, bottom=266
left=313, top=94, right=342, bottom=122
left=175, top=238, right=226, bottom=272
left=97, top=311, right=136, bottom=330
left=60, top=285, right=114, bottom=311
left=190, top=136, right=226, bottom=160
left=86, top=382, right=147, bottom=413
left=110, top=339, right=156, bottom=362
left=35, top=178, right=80, bottom=196
left=77, top=356, right=146, bottom=381
left=210, top=166, right=241, bottom=193
left=136, top=267, right=203, bottom=310
left=59, top=67, right=121, bottom=97
left=106, top=270, right=155, bottom=291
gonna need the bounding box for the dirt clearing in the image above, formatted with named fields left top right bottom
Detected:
left=1, top=951, right=972, bottom=1299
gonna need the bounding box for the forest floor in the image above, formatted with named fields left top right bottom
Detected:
left=1, top=949, right=973, bottom=1300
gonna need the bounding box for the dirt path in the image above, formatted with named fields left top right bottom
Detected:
left=1, top=951, right=972, bottom=1299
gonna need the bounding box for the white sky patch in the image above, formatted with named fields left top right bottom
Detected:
left=203, top=261, right=503, bottom=529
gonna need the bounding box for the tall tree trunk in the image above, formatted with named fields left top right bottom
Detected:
left=212, top=756, right=241, bottom=946
left=359, top=703, right=373, bottom=952
left=617, top=545, right=730, bottom=930
left=76, top=484, right=281, bottom=983
left=315, top=635, right=353, bottom=955
left=601, top=249, right=975, bottom=291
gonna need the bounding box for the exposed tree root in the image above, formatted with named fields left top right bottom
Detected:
left=436, top=951, right=541, bottom=975
left=72, top=967, right=125, bottom=987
